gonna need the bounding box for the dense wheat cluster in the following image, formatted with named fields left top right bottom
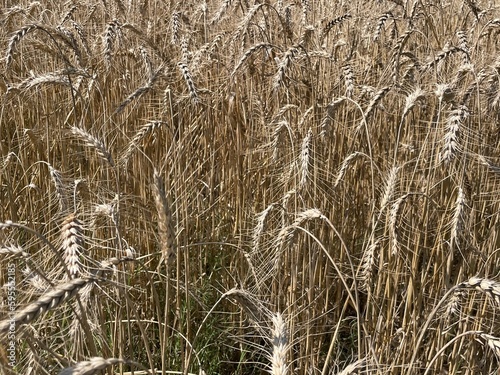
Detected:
left=1, top=0, right=500, bottom=374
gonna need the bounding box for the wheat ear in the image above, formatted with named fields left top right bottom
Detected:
left=440, top=105, right=469, bottom=164
left=152, top=170, right=177, bottom=269
left=61, top=213, right=85, bottom=278
left=71, top=126, right=114, bottom=167
left=58, top=357, right=131, bottom=375
left=0, top=277, right=94, bottom=336
left=268, top=313, right=289, bottom=375
left=299, top=128, right=313, bottom=190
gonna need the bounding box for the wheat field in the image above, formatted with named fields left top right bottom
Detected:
left=1, top=0, right=500, bottom=374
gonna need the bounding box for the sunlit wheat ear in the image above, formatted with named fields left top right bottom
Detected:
left=271, top=120, right=289, bottom=163
left=389, top=193, right=410, bottom=255
left=138, top=45, right=153, bottom=76
left=337, top=358, right=365, bottom=375
left=115, top=68, right=161, bottom=113
left=456, top=31, right=470, bottom=64
left=0, top=277, right=95, bottom=336
left=60, top=213, right=84, bottom=279
left=0, top=244, right=28, bottom=257
left=299, top=128, right=313, bottom=191
left=48, top=164, right=69, bottom=212
left=334, top=152, right=360, bottom=188
left=449, top=186, right=466, bottom=253
left=323, top=13, right=351, bottom=39
left=268, top=313, right=289, bottom=375
left=253, top=203, right=276, bottom=254
left=343, top=65, right=355, bottom=97
left=374, top=12, right=392, bottom=40
left=440, top=105, right=469, bottom=164
left=103, top=20, right=122, bottom=70
left=298, top=106, right=314, bottom=128
left=273, top=46, right=299, bottom=90
left=301, top=0, right=308, bottom=25
left=276, top=208, right=325, bottom=250
left=479, top=333, right=500, bottom=357
left=171, top=11, right=181, bottom=44
left=356, top=86, right=391, bottom=132
left=460, top=276, right=500, bottom=306
left=177, top=62, right=199, bottom=103
left=359, top=237, right=381, bottom=292
left=380, top=166, right=400, bottom=212
left=425, top=45, right=461, bottom=72
left=281, top=190, right=296, bottom=227
left=391, top=29, right=412, bottom=84
left=70, top=126, right=114, bottom=167
left=402, top=87, right=426, bottom=120
left=320, top=98, right=345, bottom=139
left=211, top=0, right=231, bottom=24
left=152, top=170, right=177, bottom=269
left=232, top=43, right=276, bottom=76
left=5, top=24, right=39, bottom=68
left=8, top=72, right=72, bottom=92
left=122, top=121, right=164, bottom=165
left=58, top=357, right=130, bottom=375
left=477, top=155, right=500, bottom=174
left=444, top=287, right=466, bottom=320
